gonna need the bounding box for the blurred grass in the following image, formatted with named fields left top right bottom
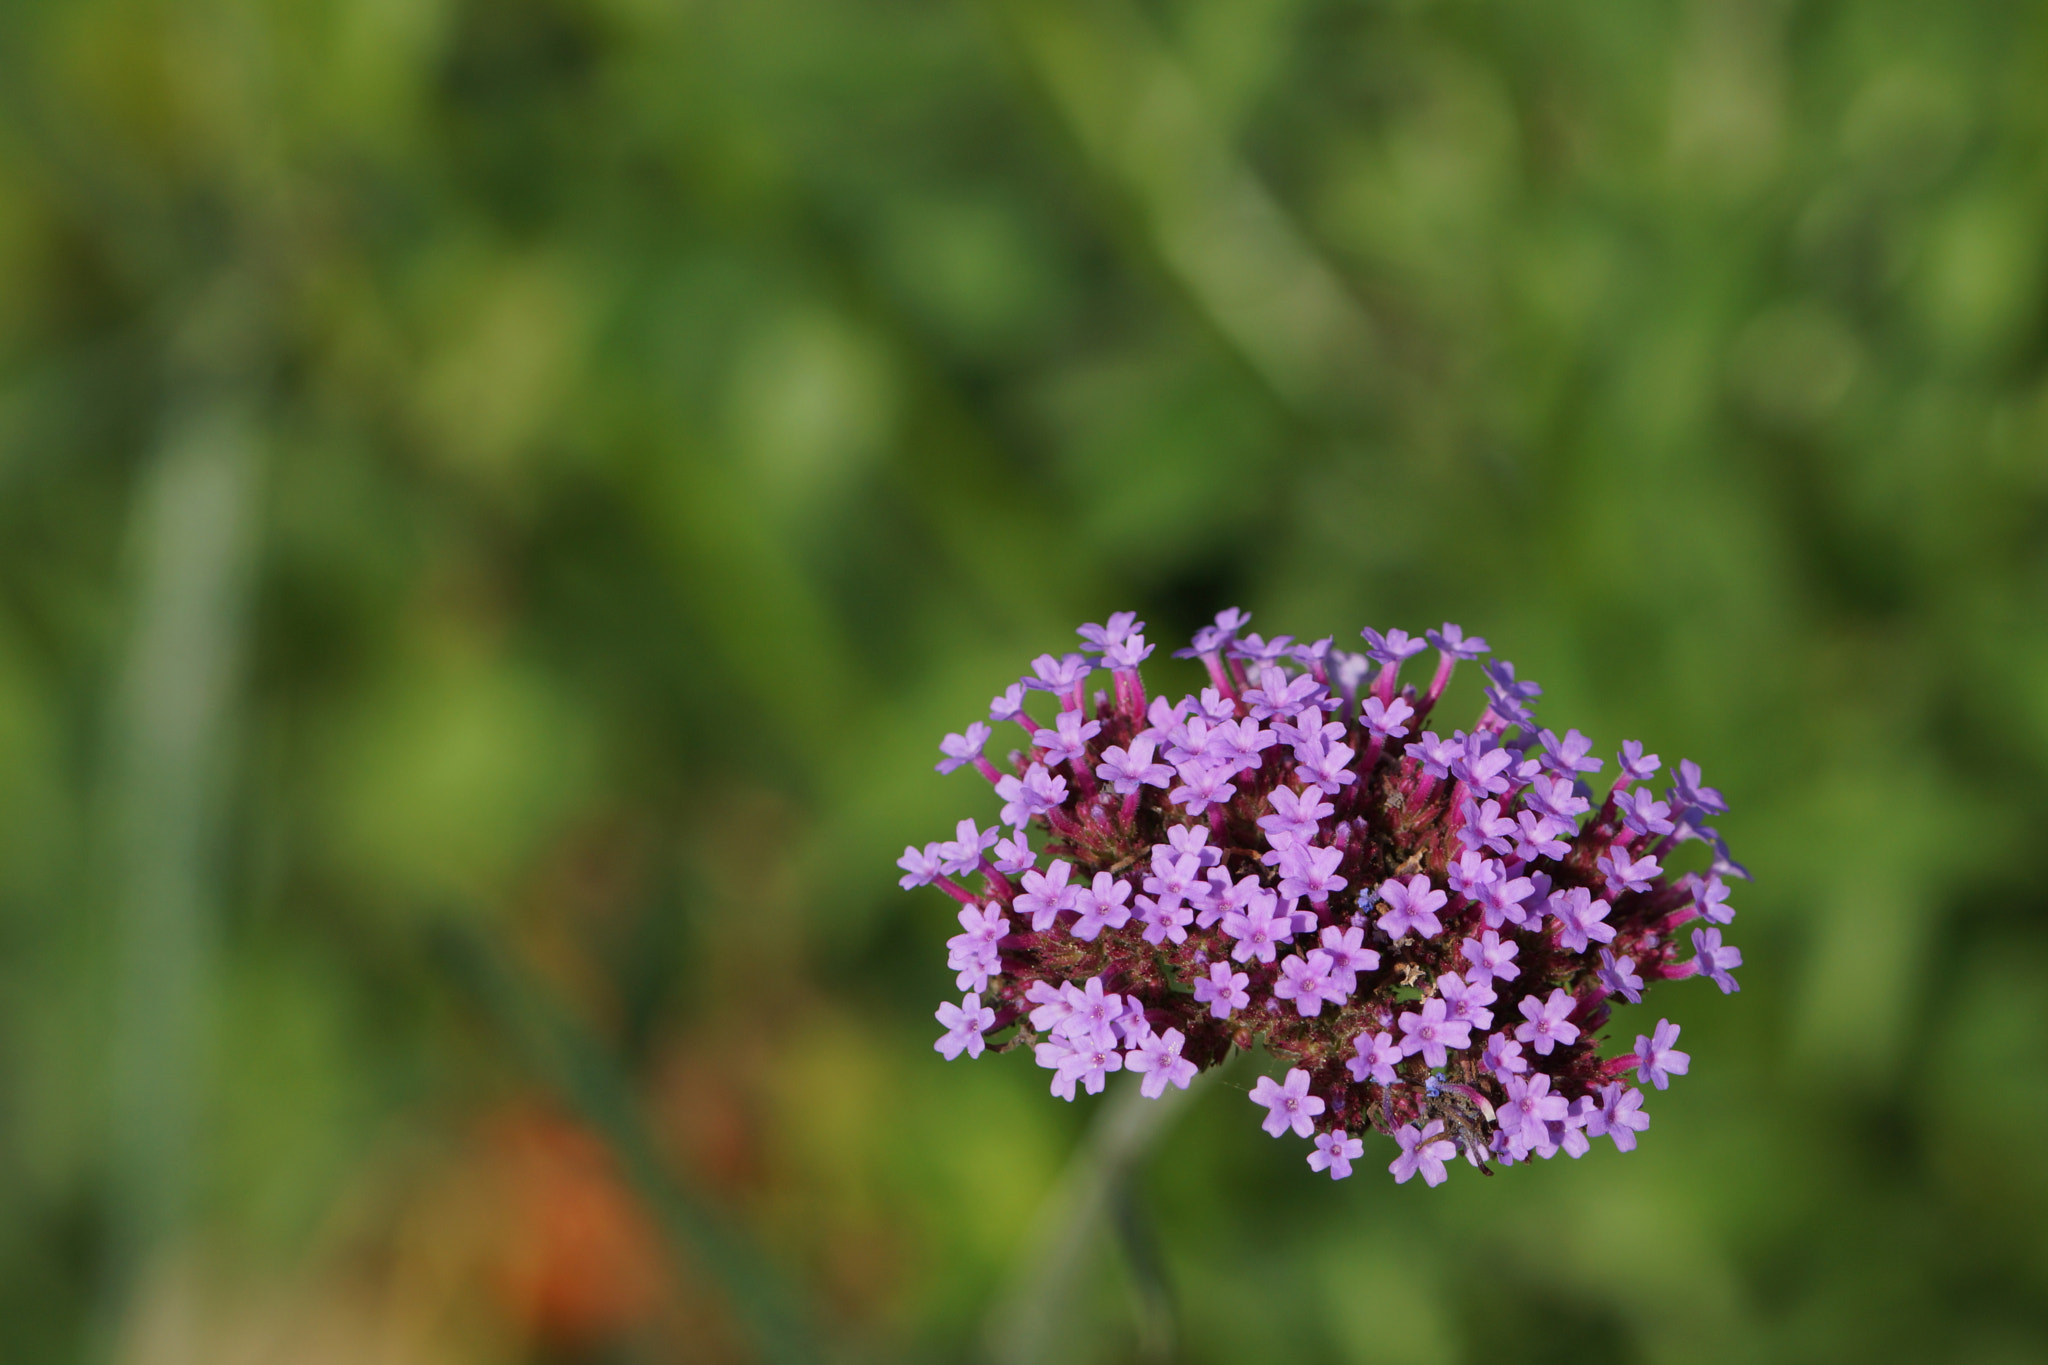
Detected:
left=1, top=0, right=2047, bottom=1361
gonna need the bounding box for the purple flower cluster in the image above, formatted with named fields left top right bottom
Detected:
left=907, top=611, right=1745, bottom=1185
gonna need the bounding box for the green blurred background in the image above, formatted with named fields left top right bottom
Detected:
left=2, top=0, right=2046, bottom=1360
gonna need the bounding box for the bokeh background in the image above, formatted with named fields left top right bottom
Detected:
left=3, top=0, right=2047, bottom=1361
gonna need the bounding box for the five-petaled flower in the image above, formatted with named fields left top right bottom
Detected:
left=1390, top=1120, right=1458, bottom=1186
left=1308, top=1129, right=1365, bottom=1180
left=1634, top=1019, right=1691, bottom=1089
left=1251, top=1068, right=1327, bottom=1138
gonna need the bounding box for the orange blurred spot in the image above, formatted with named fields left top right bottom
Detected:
left=481, top=1102, right=666, bottom=1350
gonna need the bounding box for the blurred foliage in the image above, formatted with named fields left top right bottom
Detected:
left=1, top=0, right=2047, bottom=1361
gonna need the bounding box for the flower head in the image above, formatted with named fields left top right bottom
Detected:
left=907, top=610, right=1745, bottom=1185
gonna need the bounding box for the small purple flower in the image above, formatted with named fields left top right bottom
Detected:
left=1244, top=669, right=1327, bottom=721
left=1691, top=927, right=1743, bottom=993
left=1438, top=971, right=1497, bottom=1031
left=992, top=832, right=1035, bottom=874
left=1596, top=848, right=1662, bottom=898
left=1411, top=731, right=1463, bottom=779
left=1617, top=787, right=1676, bottom=838
left=949, top=901, right=1008, bottom=950
left=1634, top=1019, right=1691, bottom=1090
left=1222, top=890, right=1289, bottom=964
left=1482, top=683, right=1537, bottom=730
left=1077, top=612, right=1143, bottom=651
left=1135, top=893, right=1194, bottom=946
left=1234, top=632, right=1296, bottom=667
left=1142, top=846, right=1203, bottom=903
left=1166, top=824, right=1222, bottom=867
left=934, top=993, right=997, bottom=1059
left=1514, top=989, right=1581, bottom=1056
left=1292, top=734, right=1358, bottom=795
left=1168, top=761, right=1238, bottom=816
left=1102, top=634, right=1155, bottom=670
left=1525, top=773, right=1591, bottom=820
left=937, top=818, right=1002, bottom=877
left=1038, top=1036, right=1122, bottom=1099
left=1024, top=652, right=1092, bottom=699
left=1274, top=951, right=1338, bottom=1017
left=1310, top=957, right=1359, bottom=1010
left=1670, top=758, right=1726, bottom=815
left=1174, top=608, right=1251, bottom=660
left=1250, top=1068, right=1326, bottom=1138
left=1584, top=1082, right=1650, bottom=1152
left=1144, top=693, right=1189, bottom=733
left=1481, top=1032, right=1527, bottom=1077
left=1361, top=695, right=1414, bottom=739
left=1292, top=636, right=1333, bottom=668
left=1125, top=1025, right=1198, bottom=1098
left=1476, top=869, right=1539, bottom=931
left=1481, top=659, right=1541, bottom=705
left=1348, top=1030, right=1402, bottom=1085
left=1397, top=998, right=1473, bottom=1067
left=1070, top=873, right=1134, bottom=940
left=1555, top=1100, right=1594, bottom=1160
left=937, top=722, right=993, bottom=775
left=1456, top=797, right=1518, bottom=856
left=1449, top=847, right=1515, bottom=900
left=989, top=683, right=1030, bottom=725
left=1452, top=741, right=1514, bottom=796
left=1318, top=924, right=1379, bottom=988
left=1024, top=979, right=1075, bottom=1033
left=1390, top=1120, right=1457, bottom=1186
left=1096, top=736, right=1175, bottom=794
left=1206, top=717, right=1278, bottom=775
left=996, top=764, right=1068, bottom=828
left=1460, top=930, right=1520, bottom=985
left=897, top=842, right=944, bottom=890
left=1016, top=859, right=1079, bottom=931
left=1193, top=961, right=1251, bottom=1018
left=1512, top=809, right=1574, bottom=862
left=1258, top=786, right=1334, bottom=845
left=947, top=935, right=999, bottom=994
left=1272, top=708, right=1343, bottom=753
left=1361, top=627, right=1428, bottom=665
left=1201, top=872, right=1258, bottom=931
left=1343, top=1035, right=1392, bottom=1088
left=1276, top=841, right=1347, bottom=905
left=1031, top=1036, right=1080, bottom=1098
left=1057, top=976, right=1127, bottom=1048
left=1308, top=1130, right=1365, bottom=1180
left=1497, top=1072, right=1568, bottom=1137
left=1538, top=728, right=1602, bottom=775
left=1597, top=948, right=1645, bottom=1004
left=1034, top=710, right=1103, bottom=768
left=1550, top=886, right=1616, bottom=954
left=1686, top=872, right=1735, bottom=925
left=1378, top=874, right=1447, bottom=940
left=1616, top=740, right=1661, bottom=785
left=1445, top=851, right=1499, bottom=903
left=1426, top=623, right=1489, bottom=661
